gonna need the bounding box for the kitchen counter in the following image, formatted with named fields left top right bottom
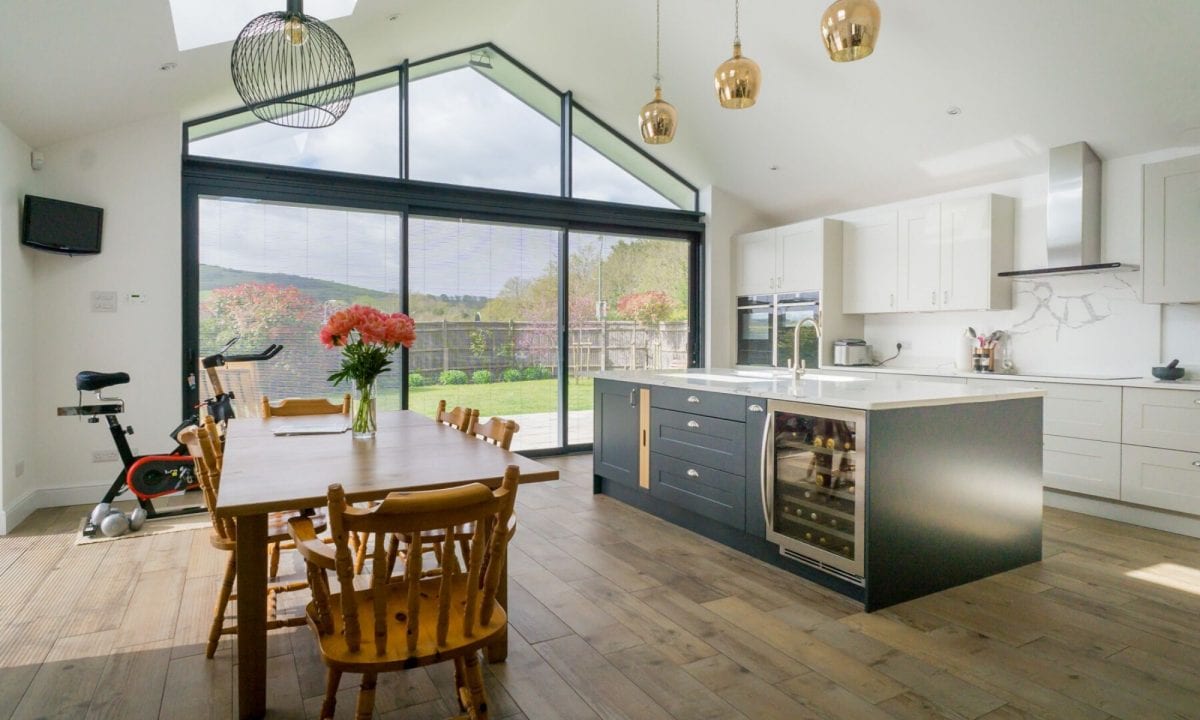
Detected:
left=595, top=367, right=1044, bottom=411
left=820, top=364, right=1200, bottom=389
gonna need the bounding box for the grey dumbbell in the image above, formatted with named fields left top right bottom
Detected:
left=100, top=511, right=130, bottom=537
left=128, top=507, right=147, bottom=531
left=90, top=503, right=111, bottom=527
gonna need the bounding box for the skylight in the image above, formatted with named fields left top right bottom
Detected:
left=169, top=0, right=357, bottom=51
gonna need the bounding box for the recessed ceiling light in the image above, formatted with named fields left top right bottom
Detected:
left=946, top=105, right=962, bottom=116
left=159, top=62, right=178, bottom=72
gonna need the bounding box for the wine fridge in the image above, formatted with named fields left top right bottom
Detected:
left=762, top=400, right=866, bottom=584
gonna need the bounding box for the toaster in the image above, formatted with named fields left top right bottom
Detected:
left=833, top=339, right=872, bottom=366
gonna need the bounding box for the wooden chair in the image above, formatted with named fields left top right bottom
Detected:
left=289, top=466, right=520, bottom=720
left=179, top=423, right=323, bottom=658
left=435, top=400, right=475, bottom=433
left=469, top=416, right=520, bottom=451
left=261, top=393, right=351, bottom=417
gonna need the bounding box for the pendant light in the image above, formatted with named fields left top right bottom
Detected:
left=714, top=0, right=761, bottom=109
left=230, top=0, right=356, bottom=128
left=639, top=0, right=677, bottom=144
left=820, top=0, right=881, bottom=63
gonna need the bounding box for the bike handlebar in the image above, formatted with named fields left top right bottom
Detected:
left=223, top=344, right=283, bottom=363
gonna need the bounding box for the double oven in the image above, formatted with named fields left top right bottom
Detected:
left=736, top=291, right=820, bottom=370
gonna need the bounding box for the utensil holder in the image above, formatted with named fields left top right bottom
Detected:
left=972, top=347, right=994, bottom=373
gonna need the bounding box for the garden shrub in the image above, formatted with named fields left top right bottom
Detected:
left=523, top=366, right=551, bottom=381
left=439, top=369, right=469, bottom=385
left=501, top=368, right=523, bottom=383
left=408, top=372, right=425, bottom=387
left=472, top=369, right=493, bottom=385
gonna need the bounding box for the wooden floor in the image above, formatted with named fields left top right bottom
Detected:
left=2, top=453, right=1200, bottom=719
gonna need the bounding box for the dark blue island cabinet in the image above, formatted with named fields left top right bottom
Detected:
left=594, top=379, right=1045, bottom=612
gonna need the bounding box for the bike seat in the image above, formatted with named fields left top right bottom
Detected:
left=76, top=371, right=130, bottom=392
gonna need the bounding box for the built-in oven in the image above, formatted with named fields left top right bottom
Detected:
left=761, top=400, right=866, bottom=585
left=736, top=292, right=819, bottom=369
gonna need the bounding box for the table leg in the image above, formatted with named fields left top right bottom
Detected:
left=485, top=541, right=508, bottom=663
left=237, top=513, right=268, bottom=719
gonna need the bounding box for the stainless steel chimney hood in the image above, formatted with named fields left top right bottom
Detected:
left=998, top=142, right=1138, bottom=277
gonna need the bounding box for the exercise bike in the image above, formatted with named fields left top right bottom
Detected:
left=59, top=339, right=282, bottom=537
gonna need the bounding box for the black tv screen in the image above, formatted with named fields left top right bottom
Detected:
left=21, top=195, right=103, bottom=255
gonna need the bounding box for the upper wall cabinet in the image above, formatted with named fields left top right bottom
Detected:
left=1144, top=154, right=1200, bottom=304
left=845, top=194, right=1014, bottom=314
left=733, top=222, right=821, bottom=295
left=843, top=212, right=900, bottom=313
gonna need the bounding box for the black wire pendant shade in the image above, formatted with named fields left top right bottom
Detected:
left=230, top=0, right=356, bottom=128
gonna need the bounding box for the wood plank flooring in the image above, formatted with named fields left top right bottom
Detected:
left=2, top=452, right=1199, bottom=719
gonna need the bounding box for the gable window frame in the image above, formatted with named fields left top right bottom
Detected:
left=181, top=44, right=703, bottom=455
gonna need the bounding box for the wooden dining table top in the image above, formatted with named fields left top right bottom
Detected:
left=216, top=410, right=559, bottom=517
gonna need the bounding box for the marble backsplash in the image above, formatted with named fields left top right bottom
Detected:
left=861, top=271, right=1185, bottom=378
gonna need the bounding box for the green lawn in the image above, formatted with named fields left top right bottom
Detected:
left=388, top=377, right=594, bottom=417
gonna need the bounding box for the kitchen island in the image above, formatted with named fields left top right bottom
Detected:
left=593, top=368, right=1046, bottom=611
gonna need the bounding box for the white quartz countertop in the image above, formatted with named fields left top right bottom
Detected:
left=819, top=364, right=1200, bottom=390
left=596, top=368, right=1045, bottom=411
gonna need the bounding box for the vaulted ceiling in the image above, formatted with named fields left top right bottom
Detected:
left=3, top=0, right=1199, bottom=222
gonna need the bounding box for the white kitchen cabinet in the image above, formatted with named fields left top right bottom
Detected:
left=1044, top=435, right=1122, bottom=499
left=842, top=212, right=899, bottom=314
left=1041, top=383, right=1123, bottom=443
left=940, top=195, right=1013, bottom=311
left=1121, top=444, right=1200, bottom=515
left=897, top=204, right=941, bottom=311
left=1122, top=387, right=1200, bottom=453
left=843, top=195, right=1013, bottom=314
left=733, top=222, right=823, bottom=295
left=1144, top=154, right=1200, bottom=304
left=733, top=229, right=778, bottom=295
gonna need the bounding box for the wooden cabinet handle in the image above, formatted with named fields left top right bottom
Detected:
left=687, top=420, right=700, bottom=429
left=686, top=468, right=700, bottom=478
left=687, top=395, right=701, bottom=403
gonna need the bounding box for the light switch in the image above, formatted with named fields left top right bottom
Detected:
left=90, top=290, right=118, bottom=312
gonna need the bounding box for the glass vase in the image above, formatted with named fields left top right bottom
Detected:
left=351, top=379, right=377, bottom=440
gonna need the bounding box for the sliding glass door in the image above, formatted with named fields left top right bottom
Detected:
left=407, top=217, right=562, bottom=451
left=197, top=196, right=402, bottom=418
left=566, top=231, right=693, bottom=445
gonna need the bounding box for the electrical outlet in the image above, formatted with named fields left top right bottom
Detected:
left=92, top=450, right=119, bottom=463
left=90, top=290, right=118, bottom=313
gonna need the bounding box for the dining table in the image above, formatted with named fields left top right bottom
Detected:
left=216, top=410, right=560, bottom=719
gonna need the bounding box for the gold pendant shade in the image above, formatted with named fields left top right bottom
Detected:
left=715, top=42, right=761, bottom=109
left=820, top=0, right=881, bottom=62
left=639, top=87, right=678, bottom=144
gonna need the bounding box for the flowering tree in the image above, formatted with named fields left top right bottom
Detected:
left=616, top=290, right=675, bottom=325
left=203, top=282, right=319, bottom=349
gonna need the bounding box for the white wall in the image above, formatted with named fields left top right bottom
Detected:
left=23, top=114, right=181, bottom=515
left=813, top=146, right=1200, bottom=378
left=700, top=186, right=770, bottom=368
left=0, top=120, right=35, bottom=533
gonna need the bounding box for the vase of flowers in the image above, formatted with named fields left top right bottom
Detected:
left=320, top=304, right=416, bottom=439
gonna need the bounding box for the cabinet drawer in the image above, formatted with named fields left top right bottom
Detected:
left=651, top=386, right=746, bottom=421
left=1122, top=387, right=1200, bottom=452
left=1121, top=445, right=1200, bottom=515
left=651, top=408, right=746, bottom=474
left=1043, top=436, right=1121, bottom=499
left=650, top=452, right=746, bottom=530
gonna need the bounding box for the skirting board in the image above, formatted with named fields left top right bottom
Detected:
left=1045, top=489, right=1200, bottom=539
left=0, top=483, right=110, bottom=535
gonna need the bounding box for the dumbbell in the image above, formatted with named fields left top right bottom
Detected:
left=89, top=504, right=149, bottom=537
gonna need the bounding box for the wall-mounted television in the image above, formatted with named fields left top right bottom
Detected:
left=21, top=194, right=104, bottom=255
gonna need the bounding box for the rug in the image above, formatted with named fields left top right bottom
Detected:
left=75, top=503, right=211, bottom=545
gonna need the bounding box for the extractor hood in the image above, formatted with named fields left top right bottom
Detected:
left=998, top=142, right=1139, bottom=278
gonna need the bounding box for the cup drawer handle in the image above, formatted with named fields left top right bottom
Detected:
left=1193, top=460, right=1200, bottom=468
left=748, top=404, right=764, bottom=412
left=686, top=468, right=700, bottom=478
left=687, top=420, right=701, bottom=429
left=687, top=395, right=701, bottom=404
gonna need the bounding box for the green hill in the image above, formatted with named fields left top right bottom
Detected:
left=199, top=264, right=488, bottom=320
